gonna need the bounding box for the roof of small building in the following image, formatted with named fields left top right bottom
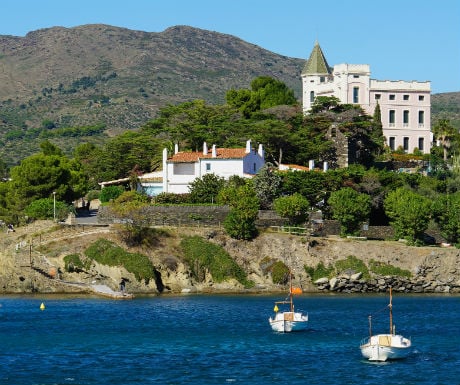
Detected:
left=302, top=41, right=331, bottom=76
left=169, top=148, right=250, bottom=163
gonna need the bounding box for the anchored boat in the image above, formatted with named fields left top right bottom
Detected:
left=360, top=288, right=411, bottom=361
left=269, top=271, right=308, bottom=332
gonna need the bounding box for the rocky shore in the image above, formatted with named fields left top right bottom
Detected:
left=314, top=272, right=459, bottom=294
left=1, top=221, right=459, bottom=295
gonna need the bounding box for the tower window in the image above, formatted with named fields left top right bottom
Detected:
left=418, top=111, right=425, bottom=124
left=375, top=94, right=381, bottom=100
left=353, top=87, right=359, bottom=103
left=310, top=91, right=315, bottom=103
left=419, top=95, right=425, bottom=101
left=320, top=76, right=325, bottom=83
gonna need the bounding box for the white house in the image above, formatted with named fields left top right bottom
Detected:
left=301, top=42, right=432, bottom=154
left=162, top=140, right=265, bottom=194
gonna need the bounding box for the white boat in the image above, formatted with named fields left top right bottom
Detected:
left=269, top=272, right=308, bottom=332
left=360, top=288, right=412, bottom=361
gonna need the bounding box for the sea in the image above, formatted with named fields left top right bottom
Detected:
left=0, top=293, right=458, bottom=385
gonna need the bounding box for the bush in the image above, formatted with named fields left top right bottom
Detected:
left=369, top=259, right=411, bottom=278
left=63, top=253, right=91, bottom=272
left=180, top=236, right=253, bottom=287
left=99, top=185, right=125, bottom=203
left=84, top=239, right=155, bottom=283
left=25, top=198, right=73, bottom=220
left=271, top=260, right=290, bottom=285
left=334, top=255, right=370, bottom=279
left=305, top=262, right=335, bottom=281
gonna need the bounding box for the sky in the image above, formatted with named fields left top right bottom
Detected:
left=1, top=0, right=459, bottom=94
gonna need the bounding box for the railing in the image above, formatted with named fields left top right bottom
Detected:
left=267, top=226, right=309, bottom=236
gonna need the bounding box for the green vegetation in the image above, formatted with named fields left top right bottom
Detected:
left=273, top=193, right=310, bottom=225
left=369, top=259, right=411, bottom=278
left=334, top=255, right=370, bottom=279
left=304, top=262, right=335, bottom=281
left=84, top=239, right=156, bottom=283
left=63, top=253, right=92, bottom=272
left=180, top=236, right=253, bottom=287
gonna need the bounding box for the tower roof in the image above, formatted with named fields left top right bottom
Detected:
left=302, top=41, right=331, bottom=75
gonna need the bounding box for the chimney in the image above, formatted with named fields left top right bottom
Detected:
left=174, top=143, right=179, bottom=154
left=203, top=142, right=208, bottom=155
left=245, top=139, right=251, bottom=153
left=258, top=144, right=264, bottom=159
left=309, top=160, right=315, bottom=170
left=212, top=144, right=217, bottom=158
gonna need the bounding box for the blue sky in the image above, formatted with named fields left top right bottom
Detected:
left=1, top=0, right=459, bottom=94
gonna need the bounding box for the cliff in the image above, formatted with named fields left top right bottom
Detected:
left=1, top=221, right=459, bottom=295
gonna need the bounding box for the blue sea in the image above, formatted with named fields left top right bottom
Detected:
left=0, top=294, right=458, bottom=385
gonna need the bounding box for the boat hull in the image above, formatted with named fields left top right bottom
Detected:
left=360, top=334, right=411, bottom=361
left=269, top=311, right=308, bottom=333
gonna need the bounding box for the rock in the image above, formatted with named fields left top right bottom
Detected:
left=350, top=272, right=362, bottom=281
left=329, top=277, right=338, bottom=290
left=314, top=277, right=329, bottom=285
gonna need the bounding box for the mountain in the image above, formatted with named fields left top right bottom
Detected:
left=0, top=24, right=303, bottom=164
left=0, top=24, right=458, bottom=165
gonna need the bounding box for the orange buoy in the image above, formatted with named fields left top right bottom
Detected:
left=290, top=287, right=302, bottom=295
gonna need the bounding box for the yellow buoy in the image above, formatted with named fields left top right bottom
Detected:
left=40, top=302, right=45, bottom=311
left=273, top=304, right=279, bottom=313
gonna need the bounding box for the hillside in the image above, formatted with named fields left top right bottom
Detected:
left=0, top=24, right=459, bottom=166
left=0, top=24, right=303, bottom=164
left=1, top=220, right=459, bottom=295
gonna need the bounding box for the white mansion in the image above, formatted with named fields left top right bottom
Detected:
left=301, top=42, right=432, bottom=154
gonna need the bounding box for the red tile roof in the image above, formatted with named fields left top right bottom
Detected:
left=169, top=148, right=249, bottom=163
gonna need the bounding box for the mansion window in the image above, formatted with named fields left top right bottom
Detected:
left=419, top=95, right=425, bottom=101
left=353, top=87, right=359, bottom=103
left=310, top=91, right=315, bottom=103
left=418, top=110, right=425, bottom=125
left=418, top=137, right=424, bottom=151
left=389, top=94, right=395, bottom=100
left=375, top=94, right=381, bottom=100
left=389, top=110, right=395, bottom=126
left=389, top=137, right=395, bottom=151
left=403, top=94, right=409, bottom=100
left=403, top=110, right=409, bottom=126
left=353, top=75, right=360, bottom=78
left=403, top=137, right=409, bottom=152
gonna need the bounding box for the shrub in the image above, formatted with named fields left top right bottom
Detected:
left=180, top=236, right=253, bottom=288
left=304, top=262, right=335, bottom=281
left=99, top=185, right=125, bottom=203
left=63, top=253, right=91, bottom=272
left=369, top=259, right=411, bottom=278
left=84, top=239, right=155, bottom=283
left=334, top=255, right=370, bottom=279
left=271, top=260, right=290, bottom=285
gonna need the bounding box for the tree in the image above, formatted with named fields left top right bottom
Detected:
left=252, top=163, right=282, bottom=209
left=433, top=119, right=457, bottom=161
left=25, top=198, right=72, bottom=221
left=218, top=183, right=260, bottom=240
left=7, top=151, right=85, bottom=212
left=309, top=96, right=341, bottom=113
left=328, top=187, right=371, bottom=236
left=273, top=193, right=310, bottom=225
left=188, top=173, right=225, bottom=204
left=432, top=192, right=460, bottom=245
left=384, top=187, right=432, bottom=243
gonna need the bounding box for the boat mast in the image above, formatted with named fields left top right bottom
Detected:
left=368, top=315, right=372, bottom=339
left=389, top=286, right=393, bottom=335
left=289, top=270, right=294, bottom=312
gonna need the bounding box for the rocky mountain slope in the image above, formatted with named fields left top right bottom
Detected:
left=1, top=24, right=458, bottom=165
left=1, top=221, right=459, bottom=296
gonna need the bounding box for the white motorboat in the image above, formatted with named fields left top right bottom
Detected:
left=360, top=288, right=412, bottom=361
left=269, top=272, right=308, bottom=332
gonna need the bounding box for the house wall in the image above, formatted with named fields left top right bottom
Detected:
left=301, top=52, right=431, bottom=155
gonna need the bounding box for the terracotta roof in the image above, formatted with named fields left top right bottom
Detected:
left=279, top=164, right=310, bottom=172
left=169, top=148, right=249, bottom=163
